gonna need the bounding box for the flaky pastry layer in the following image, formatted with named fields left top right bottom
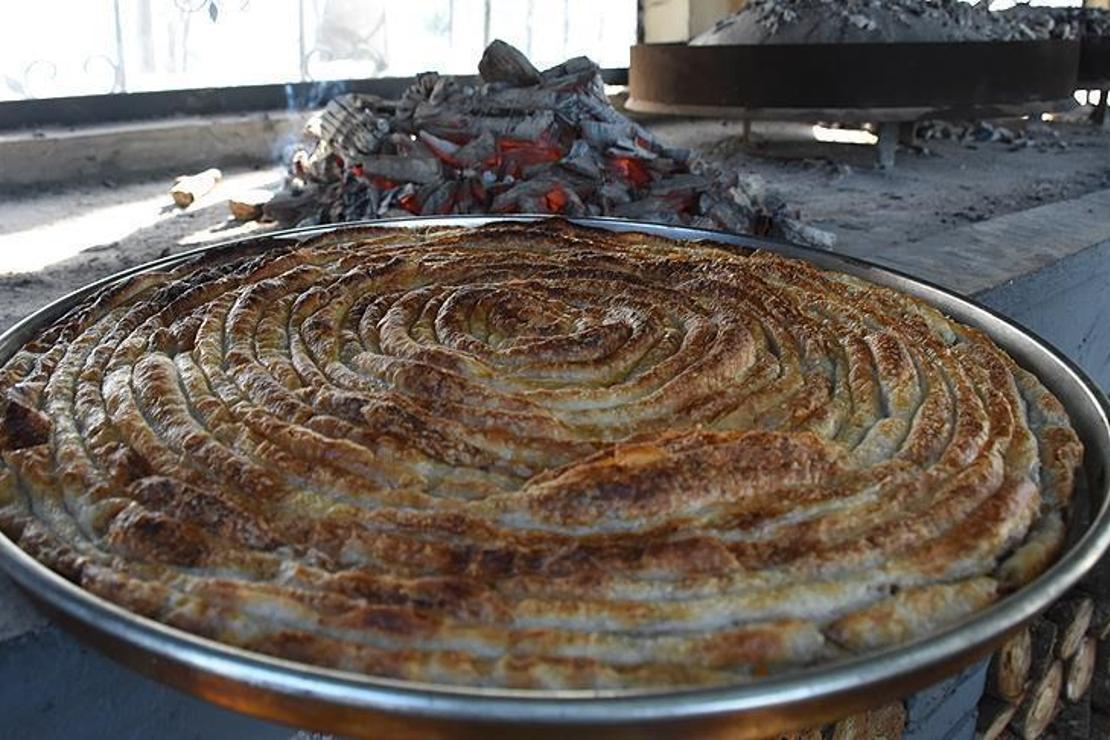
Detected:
left=0, top=221, right=1081, bottom=689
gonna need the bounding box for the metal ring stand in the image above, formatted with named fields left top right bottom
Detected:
left=628, top=40, right=1082, bottom=168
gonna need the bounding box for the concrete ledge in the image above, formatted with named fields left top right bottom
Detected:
left=0, top=570, right=46, bottom=641
left=977, top=238, right=1110, bottom=390
left=862, top=187, right=1110, bottom=296
left=0, top=111, right=306, bottom=190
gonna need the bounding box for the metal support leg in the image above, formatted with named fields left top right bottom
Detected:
left=898, top=121, right=919, bottom=147
left=741, top=119, right=752, bottom=143
left=876, top=122, right=899, bottom=170
left=1094, top=90, right=1108, bottom=129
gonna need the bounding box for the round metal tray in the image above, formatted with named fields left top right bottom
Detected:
left=1, top=216, right=1108, bottom=739
left=627, top=40, right=1081, bottom=122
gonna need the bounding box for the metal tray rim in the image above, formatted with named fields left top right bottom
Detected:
left=1, top=215, right=1108, bottom=727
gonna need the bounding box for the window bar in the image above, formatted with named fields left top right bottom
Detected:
left=483, top=0, right=492, bottom=49
left=564, top=0, right=571, bottom=51
left=113, top=0, right=127, bottom=92
left=298, top=0, right=308, bottom=81
left=525, top=0, right=534, bottom=57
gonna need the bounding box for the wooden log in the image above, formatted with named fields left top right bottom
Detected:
left=262, top=186, right=319, bottom=225
left=1052, top=695, right=1091, bottom=739
left=1011, top=659, right=1063, bottom=740
left=1001, top=621, right=1060, bottom=739
left=864, top=702, right=906, bottom=738
left=478, top=39, right=541, bottom=86
left=828, top=702, right=905, bottom=740
left=228, top=189, right=274, bottom=221
left=170, top=168, right=222, bottom=208
left=1044, top=597, right=1095, bottom=661
left=358, top=155, right=441, bottom=185
left=990, top=627, right=1033, bottom=701
left=828, top=712, right=864, bottom=740
left=1066, top=636, right=1097, bottom=703
left=978, top=694, right=1021, bottom=740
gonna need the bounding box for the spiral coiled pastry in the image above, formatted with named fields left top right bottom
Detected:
left=0, top=221, right=1082, bottom=689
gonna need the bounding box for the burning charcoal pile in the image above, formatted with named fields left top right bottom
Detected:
left=1000, top=6, right=1082, bottom=42
left=1002, top=6, right=1110, bottom=41
left=265, top=41, right=833, bottom=248
left=1090, top=9, right=1110, bottom=38
left=692, top=0, right=1079, bottom=46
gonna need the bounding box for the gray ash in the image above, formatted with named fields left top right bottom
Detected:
left=693, top=0, right=1083, bottom=46
left=1004, top=6, right=1110, bottom=39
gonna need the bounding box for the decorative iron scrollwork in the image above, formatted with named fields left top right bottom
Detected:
left=172, top=0, right=250, bottom=17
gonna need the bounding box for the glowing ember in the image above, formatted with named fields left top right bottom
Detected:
left=498, top=137, right=566, bottom=177
left=544, top=186, right=569, bottom=214
left=609, top=156, right=652, bottom=189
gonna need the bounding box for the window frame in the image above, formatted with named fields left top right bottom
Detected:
left=0, top=69, right=629, bottom=131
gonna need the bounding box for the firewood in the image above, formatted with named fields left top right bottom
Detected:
left=228, top=190, right=273, bottom=221
left=828, top=712, right=863, bottom=740
left=1052, top=695, right=1091, bottom=738
left=978, top=695, right=1021, bottom=740
left=1044, top=597, right=1095, bottom=660
left=359, top=155, right=442, bottom=185
left=990, top=627, right=1034, bottom=700
left=865, top=702, right=907, bottom=738
left=262, top=186, right=318, bottom=224
left=1066, top=636, right=1097, bottom=703
left=170, top=168, right=222, bottom=208
left=827, top=702, right=905, bottom=740
left=478, top=39, right=541, bottom=86
left=1012, top=659, right=1063, bottom=739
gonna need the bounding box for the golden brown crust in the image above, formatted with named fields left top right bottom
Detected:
left=0, top=220, right=1081, bottom=689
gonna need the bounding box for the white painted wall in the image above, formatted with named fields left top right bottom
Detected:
left=0, top=0, right=637, bottom=102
